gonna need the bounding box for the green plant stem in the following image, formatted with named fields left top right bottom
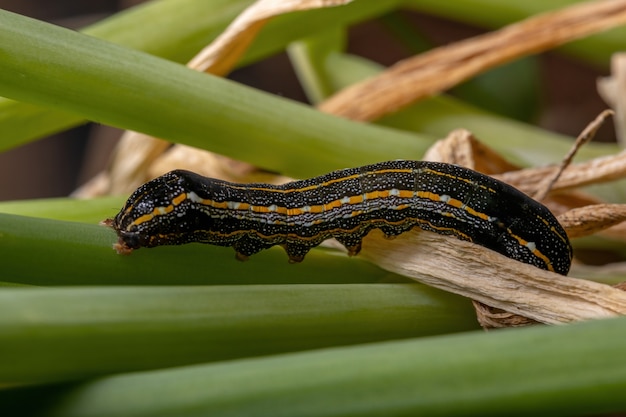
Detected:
left=0, top=196, right=125, bottom=224
left=0, top=0, right=252, bottom=151
left=0, top=0, right=408, bottom=152
left=0, top=9, right=433, bottom=177
left=0, top=284, right=476, bottom=385
left=3, top=0, right=626, bottom=154
left=0, top=213, right=402, bottom=286
left=5, top=317, right=626, bottom=416
left=287, top=29, right=347, bottom=104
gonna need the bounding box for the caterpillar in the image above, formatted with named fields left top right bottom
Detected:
left=104, top=160, right=573, bottom=275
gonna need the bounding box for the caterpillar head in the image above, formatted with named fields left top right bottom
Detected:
left=103, top=170, right=213, bottom=254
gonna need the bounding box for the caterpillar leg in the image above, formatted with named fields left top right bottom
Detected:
left=378, top=223, right=412, bottom=240
left=234, top=251, right=250, bottom=262
left=335, top=235, right=363, bottom=257
left=232, top=237, right=274, bottom=262
left=282, top=242, right=313, bottom=263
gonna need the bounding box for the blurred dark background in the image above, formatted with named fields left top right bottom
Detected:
left=0, top=1, right=614, bottom=201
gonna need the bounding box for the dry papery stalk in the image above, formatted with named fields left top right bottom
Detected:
left=494, top=153, right=626, bottom=240
left=360, top=230, right=626, bottom=326
left=494, top=110, right=624, bottom=198
left=319, top=0, right=626, bottom=121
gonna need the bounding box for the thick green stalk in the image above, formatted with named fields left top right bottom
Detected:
left=0, top=213, right=398, bottom=286
left=0, top=284, right=476, bottom=385
left=0, top=9, right=432, bottom=177
left=5, top=317, right=626, bottom=416
left=0, top=0, right=406, bottom=155
left=3, top=0, right=625, bottom=155
left=0, top=196, right=124, bottom=224
left=0, top=0, right=252, bottom=150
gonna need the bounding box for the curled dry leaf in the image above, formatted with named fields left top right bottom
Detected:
left=319, top=0, right=626, bottom=121
left=558, top=204, right=626, bottom=239
left=492, top=110, right=622, bottom=199
left=189, top=0, right=353, bottom=75
left=423, top=129, right=520, bottom=174
left=148, top=144, right=291, bottom=185
left=493, top=153, right=626, bottom=242
left=472, top=301, right=537, bottom=329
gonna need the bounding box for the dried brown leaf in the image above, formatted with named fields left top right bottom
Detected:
left=494, top=151, right=626, bottom=195
left=319, top=0, right=626, bottom=121
left=105, top=134, right=171, bottom=196
left=148, top=144, right=290, bottom=185
left=558, top=204, right=626, bottom=239
left=423, top=129, right=521, bottom=174
left=189, top=0, right=352, bottom=75
left=472, top=301, right=538, bottom=328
